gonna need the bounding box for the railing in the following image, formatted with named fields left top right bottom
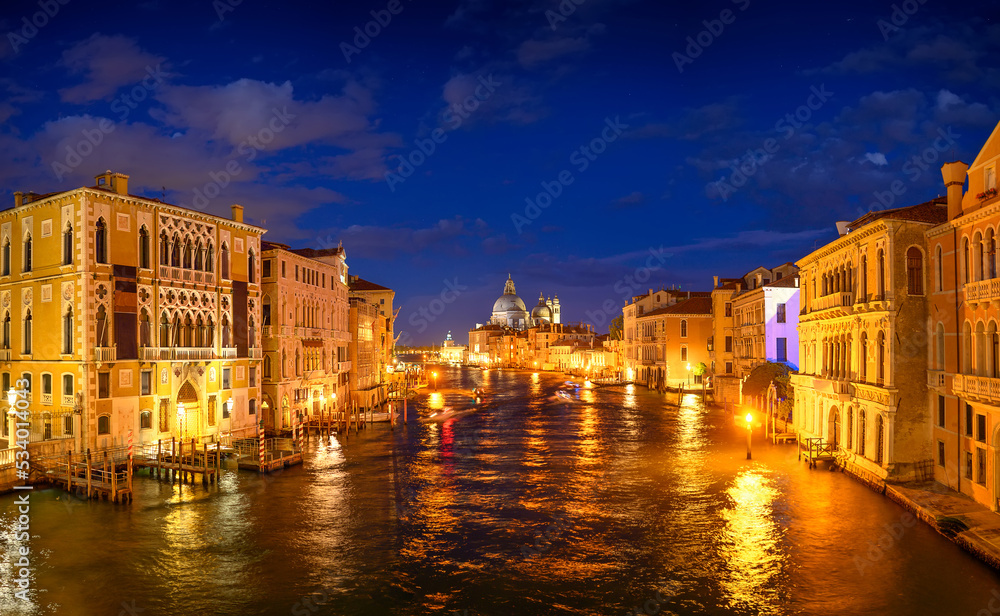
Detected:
left=94, top=346, right=116, bottom=362
left=174, top=347, right=214, bottom=361
left=248, top=348, right=262, bottom=359
left=964, top=279, right=1000, bottom=305
left=41, top=393, right=52, bottom=405
left=219, top=348, right=237, bottom=359
left=812, top=292, right=854, bottom=312
left=262, top=326, right=273, bottom=338
left=0, top=447, right=15, bottom=469
left=62, top=395, right=74, bottom=406
left=953, top=374, right=1000, bottom=403
left=0, top=349, right=10, bottom=361
left=927, top=370, right=946, bottom=388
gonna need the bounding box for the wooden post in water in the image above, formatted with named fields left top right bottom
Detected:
left=86, top=449, right=93, bottom=499
left=65, top=449, right=72, bottom=492
left=215, top=436, right=221, bottom=476
left=103, top=451, right=109, bottom=501
left=202, top=442, right=208, bottom=486
left=156, top=439, right=161, bottom=479
left=110, top=453, right=117, bottom=503
left=170, top=438, right=176, bottom=483
left=191, top=438, right=196, bottom=484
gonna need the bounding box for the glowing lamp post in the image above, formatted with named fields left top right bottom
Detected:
left=686, top=362, right=692, bottom=385
left=745, top=412, right=753, bottom=460
left=6, top=387, right=17, bottom=444
left=177, top=402, right=186, bottom=438
left=432, top=371, right=438, bottom=391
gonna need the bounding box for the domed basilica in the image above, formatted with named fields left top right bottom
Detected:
left=490, top=274, right=561, bottom=330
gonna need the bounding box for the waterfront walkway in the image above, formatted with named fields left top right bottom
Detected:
left=885, top=481, right=1000, bottom=569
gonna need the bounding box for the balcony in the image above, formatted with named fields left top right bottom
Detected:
left=219, top=347, right=237, bottom=360
left=811, top=292, right=854, bottom=315
left=161, top=266, right=216, bottom=286
left=248, top=347, right=263, bottom=360
left=927, top=370, right=946, bottom=388
left=953, top=374, right=1000, bottom=404
left=41, top=392, right=52, bottom=405
left=964, top=279, right=1000, bottom=307
left=93, top=346, right=116, bottom=363
left=299, top=327, right=326, bottom=339
left=140, top=347, right=214, bottom=361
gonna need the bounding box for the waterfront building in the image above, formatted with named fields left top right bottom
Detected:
left=489, top=274, right=561, bottom=330
left=926, top=121, right=1000, bottom=510
left=633, top=296, right=713, bottom=388
left=731, top=268, right=801, bottom=380
left=792, top=197, right=946, bottom=482
left=347, top=276, right=394, bottom=408
left=439, top=331, right=467, bottom=364
left=622, top=289, right=710, bottom=388
left=0, top=171, right=263, bottom=455
left=259, top=242, right=350, bottom=433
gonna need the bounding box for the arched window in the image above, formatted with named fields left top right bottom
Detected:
left=248, top=249, right=256, bottom=284
left=847, top=407, right=854, bottom=450
left=975, top=232, right=985, bottom=281
left=2, top=237, right=9, bottom=276
left=207, top=243, right=214, bottom=273
left=160, top=231, right=170, bottom=265
left=858, top=410, right=867, bottom=457
left=963, top=321, right=973, bottom=374
left=23, top=234, right=31, bottom=273
left=183, top=315, right=194, bottom=347
left=221, top=243, right=230, bottom=279
left=877, top=331, right=885, bottom=385
left=63, top=223, right=73, bottom=265
left=159, top=312, right=169, bottom=347
left=22, top=309, right=31, bottom=354
left=963, top=238, right=971, bottom=284
left=95, top=218, right=107, bottom=264
left=222, top=315, right=231, bottom=348
left=140, top=411, right=152, bottom=430
left=936, top=322, right=946, bottom=370
left=183, top=238, right=193, bottom=269
left=194, top=240, right=203, bottom=271
left=680, top=319, right=687, bottom=338
left=990, top=229, right=998, bottom=279
left=138, top=226, right=150, bottom=269
left=860, top=255, right=867, bottom=299
left=170, top=234, right=180, bottom=267
left=263, top=355, right=272, bottom=379
left=990, top=321, right=999, bottom=378
left=877, top=249, right=885, bottom=298
left=195, top=316, right=204, bottom=347
left=249, top=315, right=256, bottom=348
left=295, top=348, right=300, bottom=375
left=139, top=310, right=151, bottom=347
left=936, top=245, right=943, bottom=292
left=96, top=306, right=108, bottom=347
left=97, top=415, right=110, bottom=435
left=906, top=247, right=923, bottom=295
left=875, top=415, right=885, bottom=465
left=2, top=311, right=9, bottom=349
left=63, top=307, right=73, bottom=354
left=263, top=296, right=271, bottom=326
left=977, top=322, right=988, bottom=376
left=172, top=315, right=181, bottom=347
left=206, top=316, right=215, bottom=347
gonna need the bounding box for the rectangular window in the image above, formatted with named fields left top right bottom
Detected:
left=98, top=372, right=110, bottom=398
left=938, top=395, right=946, bottom=427
left=295, top=264, right=299, bottom=281
left=249, top=399, right=256, bottom=415
left=987, top=165, right=996, bottom=191
left=937, top=441, right=946, bottom=467
left=62, top=374, right=73, bottom=398
left=967, top=404, right=974, bottom=436
left=222, top=368, right=231, bottom=389
left=141, top=370, right=152, bottom=395
left=977, top=413, right=987, bottom=442
left=159, top=399, right=168, bottom=432
left=725, top=302, right=732, bottom=317
left=250, top=367, right=257, bottom=387
left=63, top=416, right=73, bottom=435
left=777, top=338, right=787, bottom=362
left=222, top=399, right=231, bottom=419
left=725, top=336, right=733, bottom=353
left=680, top=346, right=688, bottom=362
left=777, top=303, right=786, bottom=323
left=208, top=396, right=216, bottom=427
left=263, top=259, right=271, bottom=278
left=978, top=448, right=987, bottom=484
left=966, top=451, right=973, bottom=479
left=41, top=373, right=51, bottom=395
left=725, top=361, right=733, bottom=374
left=2, top=372, right=9, bottom=395
left=281, top=261, right=286, bottom=277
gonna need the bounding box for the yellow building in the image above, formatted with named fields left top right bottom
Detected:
left=793, top=197, right=945, bottom=482
left=260, top=242, right=350, bottom=433
left=926, top=120, right=1000, bottom=510
left=1, top=171, right=263, bottom=456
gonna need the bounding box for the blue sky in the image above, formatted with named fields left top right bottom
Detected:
left=0, top=0, right=998, bottom=345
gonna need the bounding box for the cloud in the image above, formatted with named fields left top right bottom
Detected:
left=440, top=72, right=545, bottom=126
left=863, top=152, right=888, bottom=166
left=59, top=34, right=169, bottom=103
left=312, top=216, right=498, bottom=260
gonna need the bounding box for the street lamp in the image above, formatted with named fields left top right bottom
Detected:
left=6, top=387, right=17, bottom=443
left=745, top=412, right=753, bottom=460
left=432, top=371, right=438, bottom=391
left=686, top=362, right=691, bottom=385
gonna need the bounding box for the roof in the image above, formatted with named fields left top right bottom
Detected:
left=290, top=246, right=345, bottom=259
left=766, top=275, right=800, bottom=289
left=349, top=276, right=391, bottom=292
left=640, top=296, right=712, bottom=317
left=261, top=240, right=291, bottom=251
left=847, top=196, right=948, bottom=231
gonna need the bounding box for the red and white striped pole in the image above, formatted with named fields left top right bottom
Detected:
left=258, top=415, right=265, bottom=471
left=127, top=429, right=133, bottom=461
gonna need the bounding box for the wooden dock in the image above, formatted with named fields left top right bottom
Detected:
left=233, top=437, right=303, bottom=472
left=133, top=438, right=224, bottom=485
left=31, top=449, right=133, bottom=503
left=799, top=437, right=837, bottom=468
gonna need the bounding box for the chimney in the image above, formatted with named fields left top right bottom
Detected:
left=713, top=275, right=719, bottom=288
left=795, top=276, right=800, bottom=288
left=231, top=204, right=244, bottom=223
left=941, top=161, right=969, bottom=220
left=14, top=192, right=23, bottom=208
left=649, top=288, right=653, bottom=296
left=94, top=171, right=129, bottom=195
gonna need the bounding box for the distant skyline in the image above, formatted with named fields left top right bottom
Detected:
left=0, top=0, right=998, bottom=344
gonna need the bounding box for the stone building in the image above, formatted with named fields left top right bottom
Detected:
left=633, top=296, right=713, bottom=389
left=346, top=276, right=394, bottom=409
left=792, top=197, right=946, bottom=483
left=926, top=120, right=1000, bottom=510
left=731, top=270, right=800, bottom=380
left=1, top=171, right=263, bottom=454
left=622, top=289, right=710, bottom=387
left=259, top=241, right=350, bottom=433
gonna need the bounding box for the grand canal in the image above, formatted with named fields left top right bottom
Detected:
left=1, top=366, right=998, bottom=615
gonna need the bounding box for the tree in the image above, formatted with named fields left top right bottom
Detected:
left=692, top=362, right=707, bottom=376
left=609, top=314, right=624, bottom=340
left=742, top=362, right=791, bottom=399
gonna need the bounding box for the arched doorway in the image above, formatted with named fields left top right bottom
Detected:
left=281, top=396, right=290, bottom=430
left=828, top=406, right=840, bottom=448
left=176, top=381, right=201, bottom=439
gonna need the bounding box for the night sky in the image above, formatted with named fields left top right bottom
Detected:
left=0, top=0, right=998, bottom=345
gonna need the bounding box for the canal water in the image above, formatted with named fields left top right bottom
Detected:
left=0, top=366, right=997, bottom=616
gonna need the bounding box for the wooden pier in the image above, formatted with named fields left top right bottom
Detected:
left=233, top=437, right=303, bottom=473
left=31, top=449, right=133, bottom=503
left=799, top=437, right=837, bottom=468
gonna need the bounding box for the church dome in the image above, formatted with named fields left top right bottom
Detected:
left=494, top=294, right=527, bottom=313
left=531, top=293, right=551, bottom=320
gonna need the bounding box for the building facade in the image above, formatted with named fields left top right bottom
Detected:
left=731, top=272, right=800, bottom=380
left=259, top=242, right=350, bottom=433
left=926, top=121, right=1000, bottom=510
left=792, top=198, right=945, bottom=482
left=1, top=171, right=263, bottom=455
